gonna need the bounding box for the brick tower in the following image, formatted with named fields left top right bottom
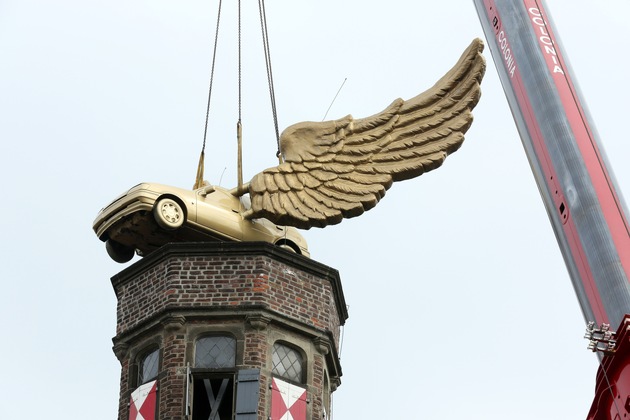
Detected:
left=110, top=241, right=347, bottom=420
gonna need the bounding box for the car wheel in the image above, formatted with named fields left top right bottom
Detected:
left=106, top=239, right=135, bottom=263
left=277, top=242, right=299, bottom=254
left=154, top=197, right=185, bottom=230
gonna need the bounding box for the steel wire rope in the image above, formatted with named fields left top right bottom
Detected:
left=202, top=0, right=223, bottom=154
left=238, top=0, right=242, bottom=123
left=235, top=0, right=246, bottom=190
left=195, top=0, right=223, bottom=189
left=257, top=0, right=282, bottom=161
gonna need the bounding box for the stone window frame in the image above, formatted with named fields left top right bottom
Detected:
left=125, top=343, right=162, bottom=420
left=186, top=327, right=245, bottom=368
left=189, top=332, right=240, bottom=420
left=323, top=370, right=331, bottom=419
left=271, top=341, right=307, bottom=385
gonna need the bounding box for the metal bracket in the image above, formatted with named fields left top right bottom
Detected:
left=585, top=321, right=617, bottom=355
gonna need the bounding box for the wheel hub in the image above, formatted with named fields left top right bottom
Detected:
left=161, top=202, right=181, bottom=224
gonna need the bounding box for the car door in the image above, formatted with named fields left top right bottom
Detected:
left=194, top=188, right=243, bottom=241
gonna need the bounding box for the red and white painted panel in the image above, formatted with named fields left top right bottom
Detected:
left=129, top=380, right=158, bottom=420
left=270, top=377, right=307, bottom=420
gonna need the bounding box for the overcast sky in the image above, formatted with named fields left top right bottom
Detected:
left=1, top=1, right=629, bottom=419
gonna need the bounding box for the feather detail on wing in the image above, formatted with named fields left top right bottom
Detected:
left=247, top=38, right=486, bottom=229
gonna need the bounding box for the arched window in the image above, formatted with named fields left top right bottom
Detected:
left=138, top=348, right=159, bottom=385
left=194, top=335, right=236, bottom=369
left=272, top=342, right=304, bottom=384
left=270, top=343, right=307, bottom=419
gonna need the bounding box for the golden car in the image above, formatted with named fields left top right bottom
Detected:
left=93, top=182, right=310, bottom=263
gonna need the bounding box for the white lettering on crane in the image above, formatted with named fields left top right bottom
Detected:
left=528, top=7, right=564, bottom=75
left=493, top=14, right=516, bottom=79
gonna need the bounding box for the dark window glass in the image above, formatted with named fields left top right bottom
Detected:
left=195, top=336, right=236, bottom=369
left=139, top=348, right=159, bottom=384
left=272, top=343, right=303, bottom=383
left=192, top=375, right=234, bottom=420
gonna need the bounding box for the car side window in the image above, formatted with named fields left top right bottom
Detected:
left=240, top=194, right=252, bottom=211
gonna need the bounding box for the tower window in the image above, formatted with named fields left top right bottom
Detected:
left=194, top=336, right=236, bottom=369
left=130, top=348, right=160, bottom=420
left=272, top=343, right=304, bottom=384
left=139, top=348, right=159, bottom=385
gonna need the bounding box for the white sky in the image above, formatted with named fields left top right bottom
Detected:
left=1, top=0, right=629, bottom=419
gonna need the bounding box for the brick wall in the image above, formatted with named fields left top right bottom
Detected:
left=113, top=249, right=345, bottom=345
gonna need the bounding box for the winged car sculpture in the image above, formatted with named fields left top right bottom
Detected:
left=243, top=38, right=485, bottom=229
left=94, top=39, right=485, bottom=262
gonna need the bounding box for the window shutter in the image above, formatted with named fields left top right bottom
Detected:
left=129, top=380, right=158, bottom=420
left=270, top=377, right=307, bottom=420
left=235, top=369, right=260, bottom=419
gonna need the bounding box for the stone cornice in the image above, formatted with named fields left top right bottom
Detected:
left=111, top=305, right=343, bottom=380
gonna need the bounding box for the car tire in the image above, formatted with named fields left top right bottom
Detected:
left=154, top=197, right=185, bottom=230
left=279, top=244, right=295, bottom=253
left=106, top=239, right=135, bottom=263
left=277, top=242, right=299, bottom=254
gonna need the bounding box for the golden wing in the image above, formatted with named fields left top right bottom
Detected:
left=246, top=38, right=485, bottom=229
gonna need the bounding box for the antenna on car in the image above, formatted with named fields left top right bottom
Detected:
left=218, top=167, right=227, bottom=187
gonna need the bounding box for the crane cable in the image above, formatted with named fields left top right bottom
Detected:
left=194, top=0, right=223, bottom=190
left=236, top=0, right=244, bottom=191
left=258, top=0, right=282, bottom=163
left=195, top=0, right=282, bottom=190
